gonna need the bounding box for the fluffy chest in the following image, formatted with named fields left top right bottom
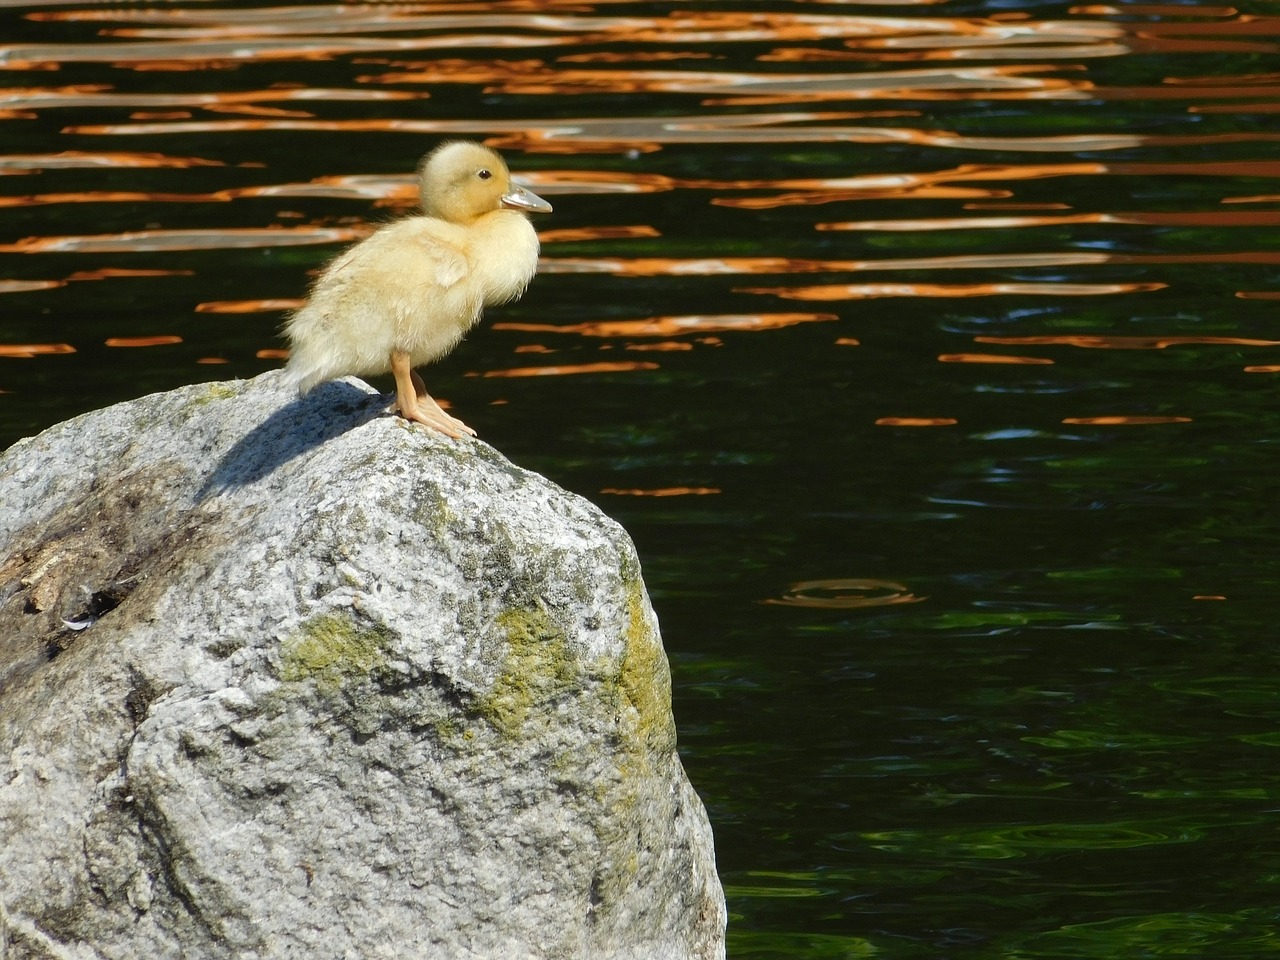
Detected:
left=466, top=211, right=541, bottom=305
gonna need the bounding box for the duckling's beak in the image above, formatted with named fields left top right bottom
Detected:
left=502, top=182, right=553, bottom=214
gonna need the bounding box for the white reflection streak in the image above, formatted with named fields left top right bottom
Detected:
left=60, top=112, right=1150, bottom=153
left=103, top=15, right=654, bottom=39
left=4, top=228, right=361, bottom=254
left=0, top=34, right=573, bottom=65
left=0, top=89, right=421, bottom=110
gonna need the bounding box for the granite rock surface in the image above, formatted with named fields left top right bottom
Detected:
left=0, top=371, right=725, bottom=960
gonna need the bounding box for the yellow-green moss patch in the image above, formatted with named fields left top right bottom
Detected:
left=280, top=613, right=392, bottom=693
left=190, top=382, right=239, bottom=406
left=618, top=579, right=676, bottom=753
left=479, top=607, right=580, bottom=737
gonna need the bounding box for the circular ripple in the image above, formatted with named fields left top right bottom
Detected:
left=765, top=578, right=926, bottom=609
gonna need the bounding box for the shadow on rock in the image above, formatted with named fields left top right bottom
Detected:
left=197, top=379, right=387, bottom=500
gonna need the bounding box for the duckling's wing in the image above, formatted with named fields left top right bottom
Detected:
left=411, top=236, right=468, bottom=290
left=285, top=220, right=476, bottom=392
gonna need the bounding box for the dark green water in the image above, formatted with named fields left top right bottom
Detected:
left=4, top=1, right=1280, bottom=956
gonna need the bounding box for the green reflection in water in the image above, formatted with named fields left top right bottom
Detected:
left=1154, top=677, right=1280, bottom=705
left=729, top=930, right=880, bottom=960
left=860, top=815, right=1242, bottom=860
left=1002, top=910, right=1280, bottom=959
left=1022, top=729, right=1206, bottom=750
left=1047, top=566, right=1183, bottom=582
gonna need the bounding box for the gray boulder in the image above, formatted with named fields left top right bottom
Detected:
left=0, top=371, right=725, bottom=960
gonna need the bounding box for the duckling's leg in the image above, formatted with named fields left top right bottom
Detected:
left=389, top=350, right=476, bottom=439
left=410, top=368, right=477, bottom=437
left=410, top=368, right=476, bottom=437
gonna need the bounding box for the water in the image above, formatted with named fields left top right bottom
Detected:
left=4, top=1, right=1280, bottom=956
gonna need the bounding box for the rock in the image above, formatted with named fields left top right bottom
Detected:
left=0, top=371, right=726, bottom=960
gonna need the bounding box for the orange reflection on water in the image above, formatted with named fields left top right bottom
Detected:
left=708, top=161, right=1097, bottom=194
left=839, top=211, right=1111, bottom=231
left=976, top=334, right=1280, bottom=349
left=714, top=161, right=1104, bottom=209
left=964, top=202, right=1073, bottom=210
left=1112, top=252, right=1280, bottom=266
left=718, top=160, right=1280, bottom=210
left=625, top=342, right=694, bottom=352
left=549, top=251, right=1128, bottom=276
left=1165, top=69, right=1280, bottom=84
left=1, top=29, right=578, bottom=72
left=0, top=151, right=224, bottom=172
left=0, top=226, right=364, bottom=254
left=1111, top=160, right=1280, bottom=178
left=67, top=268, right=192, bottom=280
left=371, top=60, right=1090, bottom=102
left=15, top=4, right=1130, bottom=64
left=742, top=281, right=1163, bottom=300
left=519, top=170, right=678, bottom=195
left=26, top=3, right=618, bottom=24
left=0, top=175, right=458, bottom=209
left=1062, top=416, right=1192, bottom=425
left=808, top=11, right=1280, bottom=58
left=1088, top=81, right=1280, bottom=101
left=0, top=280, right=61, bottom=294
left=204, top=104, right=312, bottom=119
left=480, top=361, right=659, bottom=378
left=256, top=349, right=289, bottom=360
left=58, top=109, right=1280, bottom=156
left=819, top=210, right=1280, bottom=230
left=1123, top=15, right=1280, bottom=38
left=1070, top=5, right=1239, bottom=15
left=104, top=336, right=182, bottom=347
left=4, top=84, right=424, bottom=112
left=939, top=353, right=1054, bottom=364
left=0, top=343, right=75, bottom=358
left=875, top=417, right=958, bottom=426
left=493, top=313, right=836, bottom=337
left=1193, top=102, right=1280, bottom=114
left=599, top=487, right=721, bottom=497
left=560, top=52, right=722, bottom=63
left=1236, top=291, right=1280, bottom=300
left=196, top=299, right=304, bottom=313
left=538, top=225, right=661, bottom=243
left=0, top=191, right=225, bottom=208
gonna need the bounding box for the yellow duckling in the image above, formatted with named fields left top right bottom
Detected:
left=285, top=141, right=552, bottom=438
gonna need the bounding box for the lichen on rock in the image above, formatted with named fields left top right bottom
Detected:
left=481, top=606, right=580, bottom=737
left=279, top=612, right=393, bottom=691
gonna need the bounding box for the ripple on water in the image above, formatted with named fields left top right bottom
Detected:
left=764, top=578, right=927, bottom=609
left=1002, top=909, right=1280, bottom=959
left=856, top=813, right=1252, bottom=861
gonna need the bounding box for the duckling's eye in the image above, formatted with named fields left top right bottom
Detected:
left=477, top=169, right=492, bottom=180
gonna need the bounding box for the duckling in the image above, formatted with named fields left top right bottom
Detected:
left=284, top=140, right=552, bottom=438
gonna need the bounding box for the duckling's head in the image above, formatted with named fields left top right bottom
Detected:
left=417, top=141, right=552, bottom=225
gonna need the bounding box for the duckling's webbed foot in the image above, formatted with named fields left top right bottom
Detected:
left=390, top=350, right=477, bottom=439
left=401, top=393, right=475, bottom=439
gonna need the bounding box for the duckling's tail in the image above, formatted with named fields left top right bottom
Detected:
left=282, top=307, right=338, bottom=395
left=282, top=353, right=328, bottom=396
